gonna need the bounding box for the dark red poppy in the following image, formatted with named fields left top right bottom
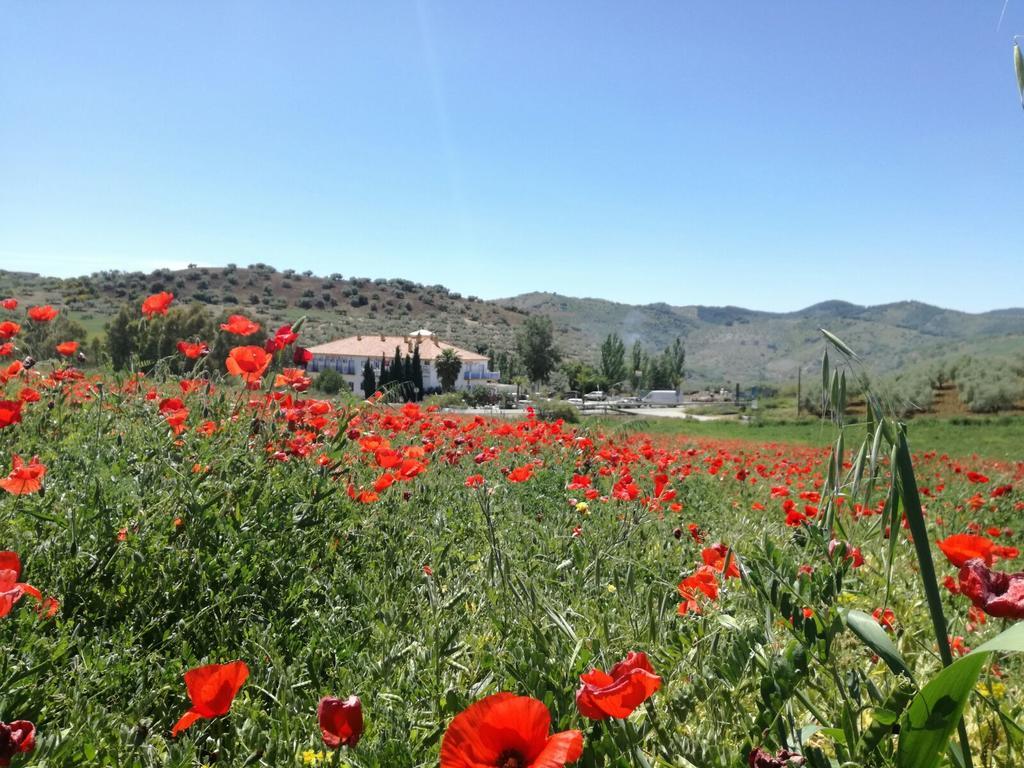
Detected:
left=958, top=559, right=1024, bottom=620
left=748, top=747, right=805, bottom=767
left=966, top=471, right=990, bottom=484
left=576, top=651, right=661, bottom=720
left=0, top=401, right=22, bottom=429
left=0, top=719, right=35, bottom=765
left=26, top=305, right=58, bottom=322
left=317, top=695, right=363, bottom=748
left=219, top=314, right=261, bottom=336
left=293, top=346, right=313, bottom=366
left=440, top=692, right=583, bottom=768
left=264, top=324, right=298, bottom=352
left=171, top=660, right=249, bottom=736
left=141, top=291, right=174, bottom=317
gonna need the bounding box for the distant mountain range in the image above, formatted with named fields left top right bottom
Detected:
left=497, top=293, right=1024, bottom=384
left=2, top=267, right=1022, bottom=385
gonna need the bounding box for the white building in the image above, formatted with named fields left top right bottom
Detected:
left=306, top=329, right=500, bottom=393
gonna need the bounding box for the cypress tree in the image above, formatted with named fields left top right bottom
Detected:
left=361, top=359, right=376, bottom=398
left=378, top=353, right=390, bottom=388
left=411, top=346, right=424, bottom=400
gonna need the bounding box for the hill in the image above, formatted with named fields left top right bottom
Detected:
left=0, top=265, right=530, bottom=360
left=497, top=293, right=1024, bottom=384
left=3, top=266, right=1024, bottom=385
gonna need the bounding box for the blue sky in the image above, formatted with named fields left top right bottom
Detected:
left=1, top=2, right=1022, bottom=312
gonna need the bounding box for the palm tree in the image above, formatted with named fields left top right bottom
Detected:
left=435, top=348, right=462, bottom=393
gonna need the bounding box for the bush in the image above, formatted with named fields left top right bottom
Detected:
left=423, top=392, right=467, bottom=409
left=535, top=400, right=580, bottom=423
left=315, top=369, right=347, bottom=395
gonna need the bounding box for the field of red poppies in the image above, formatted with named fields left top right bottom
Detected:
left=2, top=298, right=1024, bottom=768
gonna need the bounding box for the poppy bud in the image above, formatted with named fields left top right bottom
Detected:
left=22, top=356, right=35, bottom=369
left=673, top=527, right=683, bottom=539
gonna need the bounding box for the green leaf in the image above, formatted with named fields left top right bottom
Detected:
left=820, top=328, right=858, bottom=359
left=970, top=620, right=1024, bottom=655
left=844, top=609, right=913, bottom=680
left=897, top=622, right=1024, bottom=768
left=896, top=652, right=987, bottom=768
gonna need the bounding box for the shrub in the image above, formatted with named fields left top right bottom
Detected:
left=315, top=368, right=347, bottom=395
left=535, top=400, right=579, bottom=423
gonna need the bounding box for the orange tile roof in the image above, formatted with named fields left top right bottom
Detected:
left=307, top=334, right=489, bottom=362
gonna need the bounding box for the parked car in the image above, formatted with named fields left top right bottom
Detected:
left=584, top=390, right=606, bottom=401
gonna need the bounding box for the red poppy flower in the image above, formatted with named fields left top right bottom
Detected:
left=273, top=368, right=311, bottom=392
left=1, top=299, right=17, bottom=310
left=677, top=566, right=719, bottom=615
left=171, top=660, right=249, bottom=736
left=0, top=343, right=12, bottom=357
left=440, top=692, right=583, bottom=768
left=176, top=341, right=209, bottom=359
left=219, top=314, right=261, bottom=336
left=225, top=346, right=272, bottom=385
left=937, top=534, right=999, bottom=567
left=701, top=544, right=740, bottom=579
left=0, top=322, right=19, bottom=340
left=966, top=471, right=990, bottom=484
left=293, top=346, right=313, bottom=365
left=958, top=559, right=1024, bottom=620
left=55, top=341, right=79, bottom=357
left=465, top=474, right=485, bottom=488
left=26, top=305, right=58, bottom=322
left=0, top=719, right=35, bottom=765
left=507, top=465, right=533, bottom=483
left=317, top=695, right=363, bottom=748
left=0, top=552, right=42, bottom=618
left=576, top=651, right=661, bottom=720
left=0, top=401, right=22, bottom=429
left=0, top=455, right=46, bottom=496
left=141, top=291, right=174, bottom=317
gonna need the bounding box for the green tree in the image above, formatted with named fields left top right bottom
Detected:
left=630, top=340, right=646, bottom=391
left=562, top=360, right=602, bottom=394
left=600, top=333, right=627, bottom=391
left=515, top=315, right=561, bottom=386
left=361, top=359, right=377, bottom=399
left=435, top=348, right=462, bottom=392
left=378, top=353, right=390, bottom=388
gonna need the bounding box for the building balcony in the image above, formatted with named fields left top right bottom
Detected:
left=463, top=370, right=501, bottom=380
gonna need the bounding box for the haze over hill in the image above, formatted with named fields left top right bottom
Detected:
left=2, top=266, right=1023, bottom=386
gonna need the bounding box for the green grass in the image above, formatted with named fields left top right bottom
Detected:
left=2, top=366, right=1023, bottom=767
left=585, top=413, right=1024, bottom=462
